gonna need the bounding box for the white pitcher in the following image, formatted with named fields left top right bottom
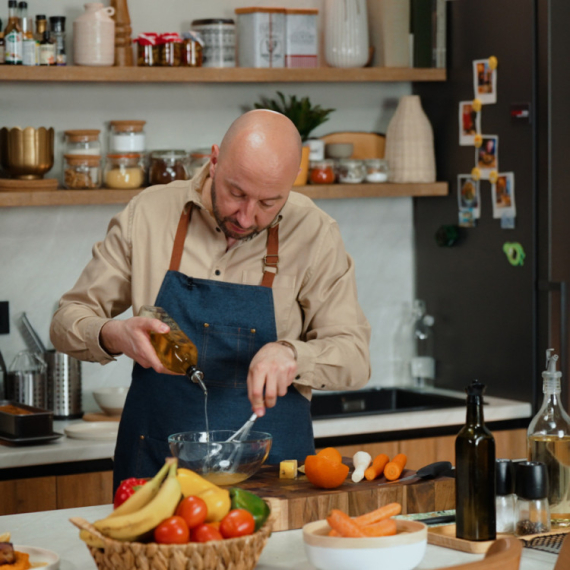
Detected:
left=73, top=2, right=115, bottom=66
left=324, top=0, right=369, bottom=68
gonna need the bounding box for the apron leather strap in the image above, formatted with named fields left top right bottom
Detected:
left=169, top=203, right=280, bottom=288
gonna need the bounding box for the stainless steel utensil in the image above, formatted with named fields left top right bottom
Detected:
left=5, top=350, right=48, bottom=409
left=219, top=413, right=260, bottom=470
left=19, top=312, right=46, bottom=354
left=225, top=412, right=258, bottom=443
left=45, top=349, right=83, bottom=419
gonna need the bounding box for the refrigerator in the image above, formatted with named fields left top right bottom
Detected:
left=412, top=0, right=570, bottom=412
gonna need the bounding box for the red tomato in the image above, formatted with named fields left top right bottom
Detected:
left=219, top=509, right=255, bottom=539
left=154, top=516, right=190, bottom=544
left=113, top=478, right=147, bottom=509
left=175, top=495, right=208, bottom=529
left=191, top=523, right=223, bottom=542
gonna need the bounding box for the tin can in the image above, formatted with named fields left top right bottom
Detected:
left=191, top=18, right=235, bottom=68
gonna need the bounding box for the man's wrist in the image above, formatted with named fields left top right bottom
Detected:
left=276, top=340, right=297, bottom=361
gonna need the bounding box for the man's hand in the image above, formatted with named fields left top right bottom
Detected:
left=100, top=318, right=176, bottom=375
left=247, top=342, right=297, bottom=417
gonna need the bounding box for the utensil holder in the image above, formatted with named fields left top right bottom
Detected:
left=45, top=349, right=83, bottom=419
left=5, top=370, right=48, bottom=409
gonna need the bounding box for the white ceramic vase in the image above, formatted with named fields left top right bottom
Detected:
left=73, top=2, right=116, bottom=66
left=324, top=0, right=369, bottom=68
left=385, top=95, right=436, bottom=183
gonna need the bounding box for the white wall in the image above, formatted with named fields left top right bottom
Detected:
left=0, top=0, right=415, bottom=412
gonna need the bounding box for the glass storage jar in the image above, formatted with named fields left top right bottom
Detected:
left=364, top=158, right=389, bottom=183
left=135, top=33, right=159, bottom=66
left=309, top=159, right=335, bottom=184
left=337, top=159, right=366, bottom=183
left=181, top=31, right=203, bottom=67
left=63, top=129, right=101, bottom=155
left=188, top=148, right=211, bottom=177
left=108, top=120, right=146, bottom=153
left=104, top=153, right=145, bottom=189
left=159, top=33, right=182, bottom=66
left=149, top=150, right=189, bottom=185
left=63, top=154, right=102, bottom=189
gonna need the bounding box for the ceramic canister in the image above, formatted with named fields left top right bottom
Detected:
left=73, top=2, right=115, bottom=66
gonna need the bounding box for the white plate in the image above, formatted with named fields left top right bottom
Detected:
left=15, top=545, right=60, bottom=569
left=64, top=421, right=119, bottom=440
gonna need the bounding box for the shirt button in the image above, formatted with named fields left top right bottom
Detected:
left=215, top=269, right=221, bottom=276
left=216, top=227, right=221, bottom=233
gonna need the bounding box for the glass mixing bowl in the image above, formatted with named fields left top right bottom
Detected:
left=168, top=430, right=272, bottom=485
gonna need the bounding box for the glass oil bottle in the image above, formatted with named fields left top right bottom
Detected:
left=527, top=348, right=570, bottom=528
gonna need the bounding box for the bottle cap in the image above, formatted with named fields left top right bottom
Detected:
left=496, top=459, right=515, bottom=495
left=18, top=1, right=27, bottom=9
left=515, top=461, right=548, bottom=500
left=465, top=379, right=486, bottom=397
left=36, top=14, right=46, bottom=20
left=8, top=1, right=17, bottom=8
left=49, top=16, right=66, bottom=32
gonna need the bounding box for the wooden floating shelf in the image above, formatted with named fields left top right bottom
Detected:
left=0, top=183, right=448, bottom=207
left=0, top=66, right=446, bottom=83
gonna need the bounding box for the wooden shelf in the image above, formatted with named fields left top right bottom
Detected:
left=0, top=66, right=446, bottom=83
left=0, top=183, right=448, bottom=207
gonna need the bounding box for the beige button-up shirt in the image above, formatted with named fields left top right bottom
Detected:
left=50, top=164, right=371, bottom=400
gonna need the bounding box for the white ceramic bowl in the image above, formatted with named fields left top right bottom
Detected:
left=325, top=142, right=354, bottom=159
left=303, top=518, right=427, bottom=570
left=92, top=387, right=128, bottom=416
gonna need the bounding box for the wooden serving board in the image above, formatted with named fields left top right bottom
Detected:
left=236, top=465, right=455, bottom=532
left=428, top=523, right=570, bottom=554
left=82, top=413, right=121, bottom=422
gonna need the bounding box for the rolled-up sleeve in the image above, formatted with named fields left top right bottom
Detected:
left=286, top=221, right=371, bottom=392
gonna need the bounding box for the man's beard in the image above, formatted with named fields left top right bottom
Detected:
left=211, top=177, right=276, bottom=241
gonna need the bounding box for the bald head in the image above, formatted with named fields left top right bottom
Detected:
left=218, top=110, right=302, bottom=186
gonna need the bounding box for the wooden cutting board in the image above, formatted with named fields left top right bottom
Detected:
left=237, top=465, right=455, bottom=532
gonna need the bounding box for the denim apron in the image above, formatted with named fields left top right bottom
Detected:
left=113, top=204, right=315, bottom=489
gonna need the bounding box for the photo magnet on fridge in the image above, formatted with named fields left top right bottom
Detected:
left=473, top=58, right=497, bottom=104
left=492, top=172, right=516, bottom=220
left=459, top=101, right=481, bottom=146
left=475, top=135, right=499, bottom=180
left=457, top=174, right=481, bottom=219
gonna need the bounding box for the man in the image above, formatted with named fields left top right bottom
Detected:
left=50, top=110, right=371, bottom=489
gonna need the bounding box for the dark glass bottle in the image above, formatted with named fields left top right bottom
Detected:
left=0, top=19, right=5, bottom=64
left=455, top=379, right=496, bottom=541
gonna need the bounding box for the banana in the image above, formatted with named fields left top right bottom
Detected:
left=108, top=459, right=170, bottom=518
left=79, top=529, right=105, bottom=549
left=0, top=532, right=10, bottom=542
left=93, top=457, right=181, bottom=542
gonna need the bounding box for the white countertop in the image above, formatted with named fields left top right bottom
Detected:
left=0, top=389, right=531, bottom=470
left=0, top=504, right=558, bottom=570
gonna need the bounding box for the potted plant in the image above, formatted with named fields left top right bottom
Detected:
left=254, top=92, right=335, bottom=186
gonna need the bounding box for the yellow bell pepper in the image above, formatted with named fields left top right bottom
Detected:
left=176, top=468, right=217, bottom=497
left=198, top=487, right=231, bottom=522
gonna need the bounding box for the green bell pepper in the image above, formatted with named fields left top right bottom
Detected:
left=229, top=488, right=270, bottom=531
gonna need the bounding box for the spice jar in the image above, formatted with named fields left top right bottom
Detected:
left=191, top=19, right=235, bottom=68
left=108, top=120, right=146, bottom=153
left=188, top=148, right=211, bottom=178
left=337, top=159, right=366, bottom=184
left=104, top=153, right=145, bottom=189
left=134, top=33, right=159, bottom=66
left=364, top=158, right=389, bottom=183
left=181, top=31, right=203, bottom=67
left=159, top=33, right=182, bottom=66
left=63, top=154, right=102, bottom=189
left=149, top=150, right=189, bottom=185
left=496, top=459, right=516, bottom=534
left=309, top=160, right=335, bottom=184
left=63, top=129, right=101, bottom=155
left=515, top=461, right=551, bottom=536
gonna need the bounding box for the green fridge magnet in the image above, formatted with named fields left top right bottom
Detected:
left=503, top=242, right=525, bottom=266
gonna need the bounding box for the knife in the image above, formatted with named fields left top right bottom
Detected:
left=377, top=461, right=453, bottom=486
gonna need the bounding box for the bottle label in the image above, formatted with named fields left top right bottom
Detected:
left=39, top=44, right=55, bottom=66
left=5, top=30, right=23, bottom=63
left=22, top=38, right=36, bottom=66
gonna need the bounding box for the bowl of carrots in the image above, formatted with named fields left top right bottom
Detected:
left=302, top=503, right=427, bottom=570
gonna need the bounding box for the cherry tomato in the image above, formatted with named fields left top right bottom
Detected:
left=113, top=478, right=147, bottom=509
left=219, top=509, right=255, bottom=539
left=191, top=523, right=223, bottom=543
left=154, top=516, right=190, bottom=544
left=175, top=495, right=208, bottom=529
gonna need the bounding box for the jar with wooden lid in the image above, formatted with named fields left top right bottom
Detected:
left=188, top=148, right=211, bottom=178
left=63, top=154, right=102, bottom=189
left=108, top=120, right=146, bottom=153
left=159, top=32, right=182, bottom=66
left=181, top=31, right=203, bottom=67
left=104, top=153, right=145, bottom=189
left=149, top=150, right=189, bottom=185
left=63, top=129, right=101, bottom=155
left=134, top=32, right=159, bottom=66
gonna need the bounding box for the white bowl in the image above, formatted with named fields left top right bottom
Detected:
left=303, top=518, right=427, bottom=570
left=92, top=387, right=128, bottom=416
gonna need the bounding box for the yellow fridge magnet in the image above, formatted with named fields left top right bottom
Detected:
left=489, top=170, right=499, bottom=184
left=472, top=98, right=483, bottom=113
left=474, top=134, right=483, bottom=148
left=488, top=56, right=498, bottom=70
left=471, top=167, right=481, bottom=181
left=473, top=58, right=497, bottom=104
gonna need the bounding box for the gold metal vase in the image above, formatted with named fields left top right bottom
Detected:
left=0, top=126, right=55, bottom=179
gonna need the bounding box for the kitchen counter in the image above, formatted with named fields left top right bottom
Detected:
left=0, top=504, right=558, bottom=570
left=0, top=390, right=531, bottom=470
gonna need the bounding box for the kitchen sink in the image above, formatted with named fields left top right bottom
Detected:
left=310, top=387, right=466, bottom=419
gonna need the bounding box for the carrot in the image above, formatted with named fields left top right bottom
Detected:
left=354, top=502, right=402, bottom=526
left=327, top=509, right=366, bottom=537
left=384, top=453, right=407, bottom=481
left=364, top=454, right=390, bottom=481
left=361, top=518, right=398, bottom=537
left=328, top=529, right=340, bottom=537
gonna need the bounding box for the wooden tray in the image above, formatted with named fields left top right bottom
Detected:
left=428, top=523, right=570, bottom=554
left=0, top=178, right=58, bottom=191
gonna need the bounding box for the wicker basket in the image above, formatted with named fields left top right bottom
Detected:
left=70, top=516, right=273, bottom=570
